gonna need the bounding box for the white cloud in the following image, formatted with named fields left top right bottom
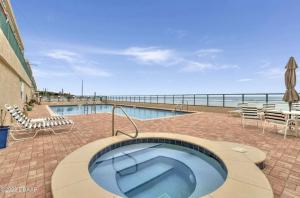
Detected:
left=42, top=49, right=111, bottom=77
left=73, top=66, right=111, bottom=77
left=32, top=68, right=72, bottom=78
left=123, top=47, right=174, bottom=64
left=237, top=78, right=253, bottom=82
left=33, top=66, right=111, bottom=78
left=46, top=50, right=79, bottom=62
left=257, top=67, right=283, bottom=79
left=92, top=47, right=175, bottom=65
left=256, top=60, right=284, bottom=79
left=218, top=64, right=240, bottom=69
left=182, top=61, right=213, bottom=72
left=42, top=44, right=237, bottom=75
left=196, top=48, right=223, bottom=58
left=182, top=61, right=239, bottom=72
left=91, top=47, right=237, bottom=71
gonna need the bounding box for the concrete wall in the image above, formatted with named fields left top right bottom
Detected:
left=0, top=28, right=34, bottom=125
left=0, top=60, right=32, bottom=105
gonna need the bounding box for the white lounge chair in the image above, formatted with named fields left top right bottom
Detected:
left=7, top=105, right=65, bottom=122
left=262, top=104, right=276, bottom=111
left=5, top=105, right=74, bottom=140
left=262, top=110, right=294, bottom=139
left=229, top=103, right=248, bottom=117
left=292, top=103, right=300, bottom=111
left=241, top=106, right=262, bottom=128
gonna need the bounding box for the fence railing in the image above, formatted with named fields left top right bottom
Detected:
left=39, top=95, right=107, bottom=103
left=106, top=93, right=287, bottom=108
left=39, top=93, right=290, bottom=109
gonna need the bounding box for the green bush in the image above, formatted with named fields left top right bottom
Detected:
left=27, top=106, right=32, bottom=111
left=28, top=99, right=37, bottom=106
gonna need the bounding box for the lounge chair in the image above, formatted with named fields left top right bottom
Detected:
left=292, top=103, right=300, bottom=111
left=229, top=103, right=248, bottom=117
left=5, top=104, right=74, bottom=140
left=259, top=104, right=276, bottom=119
left=7, top=105, right=65, bottom=121
left=241, top=106, right=262, bottom=128
left=262, top=104, right=276, bottom=111
left=262, top=110, right=294, bottom=139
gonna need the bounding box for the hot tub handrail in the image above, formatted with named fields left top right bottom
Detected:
left=112, top=105, right=139, bottom=138
left=112, top=153, right=138, bottom=176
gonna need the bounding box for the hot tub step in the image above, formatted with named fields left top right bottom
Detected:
left=95, top=143, right=162, bottom=165
left=117, top=158, right=174, bottom=194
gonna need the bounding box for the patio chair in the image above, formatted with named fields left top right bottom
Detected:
left=292, top=103, right=300, bottom=111
left=289, top=114, right=300, bottom=137
left=259, top=104, right=276, bottom=119
left=5, top=105, right=74, bottom=141
left=229, top=103, right=248, bottom=117
left=6, top=104, right=65, bottom=121
left=262, top=104, right=276, bottom=111
left=241, top=106, right=262, bottom=128
left=262, top=110, right=294, bottom=139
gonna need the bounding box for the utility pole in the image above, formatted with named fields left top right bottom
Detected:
left=81, top=80, right=83, bottom=97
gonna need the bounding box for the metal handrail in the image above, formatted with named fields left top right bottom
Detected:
left=112, top=153, right=138, bottom=176
left=112, top=105, right=139, bottom=138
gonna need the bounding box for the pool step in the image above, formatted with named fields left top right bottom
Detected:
left=117, top=157, right=174, bottom=194
left=158, top=193, right=172, bottom=198
left=95, top=143, right=162, bottom=165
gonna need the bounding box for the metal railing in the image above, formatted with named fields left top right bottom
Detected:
left=40, top=93, right=290, bottom=109
left=39, top=95, right=107, bottom=103
left=107, top=93, right=287, bottom=108
left=112, top=105, right=139, bottom=138
left=112, top=153, right=138, bottom=176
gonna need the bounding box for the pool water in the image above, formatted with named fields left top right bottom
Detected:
left=50, top=104, right=189, bottom=120
left=89, top=143, right=227, bottom=198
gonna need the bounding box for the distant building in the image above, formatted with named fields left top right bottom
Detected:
left=0, top=0, right=36, bottom=114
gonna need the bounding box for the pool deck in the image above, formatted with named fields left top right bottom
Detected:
left=0, top=105, right=300, bottom=197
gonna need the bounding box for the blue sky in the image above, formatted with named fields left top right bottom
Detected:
left=11, top=0, right=300, bottom=95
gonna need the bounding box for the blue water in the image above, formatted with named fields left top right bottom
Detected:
left=50, top=104, right=189, bottom=120
left=89, top=143, right=227, bottom=198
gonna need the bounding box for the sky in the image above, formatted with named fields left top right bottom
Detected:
left=11, top=0, right=300, bottom=95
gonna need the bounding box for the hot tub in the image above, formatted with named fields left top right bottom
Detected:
left=51, top=133, right=273, bottom=198
left=89, top=139, right=227, bottom=198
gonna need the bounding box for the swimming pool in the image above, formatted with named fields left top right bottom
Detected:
left=50, top=104, right=189, bottom=120
left=89, top=139, right=227, bottom=198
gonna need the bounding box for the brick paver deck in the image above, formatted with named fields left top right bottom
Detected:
left=0, top=105, right=300, bottom=198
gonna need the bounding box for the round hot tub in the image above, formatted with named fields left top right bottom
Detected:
left=51, top=133, right=273, bottom=198
left=88, top=138, right=227, bottom=198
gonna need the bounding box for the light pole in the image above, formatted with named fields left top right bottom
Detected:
left=81, top=80, right=83, bottom=98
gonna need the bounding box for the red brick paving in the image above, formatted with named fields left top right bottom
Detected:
left=0, top=105, right=300, bottom=197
